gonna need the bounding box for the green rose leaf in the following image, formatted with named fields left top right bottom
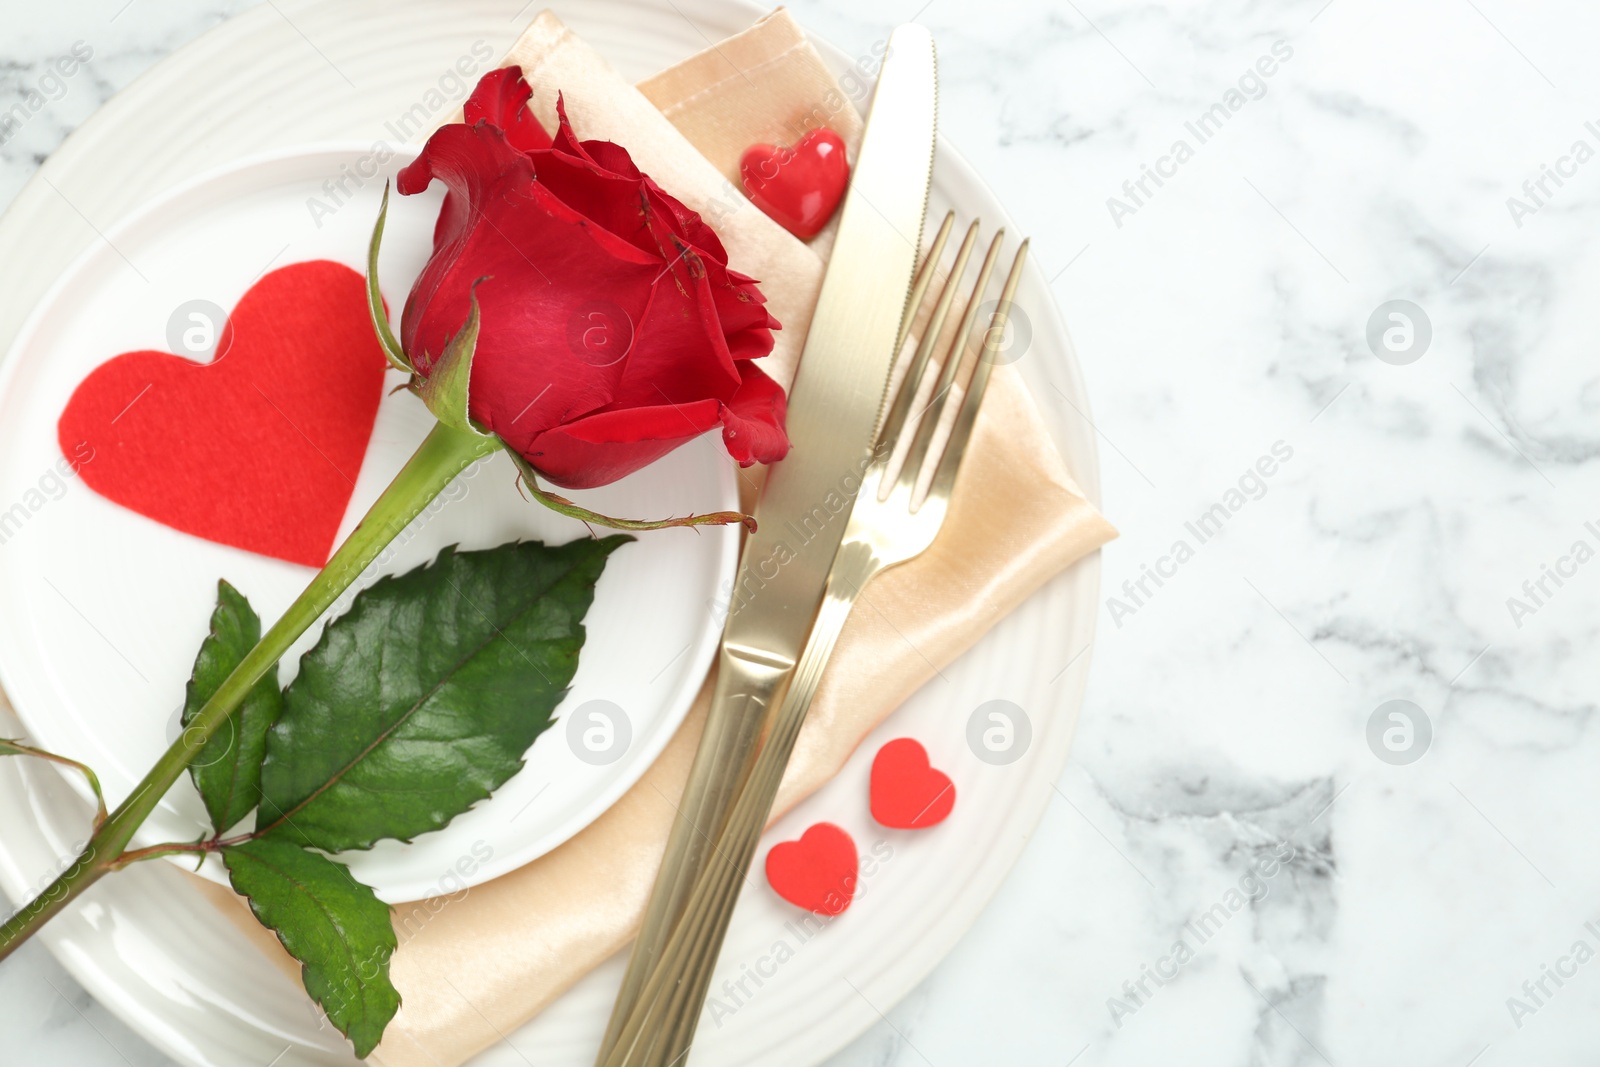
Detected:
left=222, top=837, right=399, bottom=1058
left=258, top=537, right=629, bottom=851
left=183, top=580, right=283, bottom=835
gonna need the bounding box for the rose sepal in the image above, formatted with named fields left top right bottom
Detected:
left=414, top=281, right=494, bottom=438
left=366, top=182, right=414, bottom=375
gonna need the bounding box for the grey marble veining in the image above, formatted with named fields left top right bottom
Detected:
left=5, top=0, right=1600, bottom=1064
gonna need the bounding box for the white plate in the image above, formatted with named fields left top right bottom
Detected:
left=0, top=1, right=1104, bottom=1065
left=0, top=140, right=738, bottom=904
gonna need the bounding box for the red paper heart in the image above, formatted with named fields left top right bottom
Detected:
left=57, top=260, right=387, bottom=568
left=765, top=822, right=858, bottom=916
left=739, top=128, right=849, bottom=240
left=870, top=738, right=956, bottom=830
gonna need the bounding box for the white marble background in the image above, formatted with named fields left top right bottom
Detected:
left=5, top=0, right=1600, bottom=1064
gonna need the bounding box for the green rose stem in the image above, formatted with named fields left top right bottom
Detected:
left=3, top=189, right=759, bottom=960
left=0, top=421, right=498, bottom=961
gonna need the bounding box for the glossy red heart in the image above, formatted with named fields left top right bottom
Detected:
left=765, top=822, right=858, bottom=915
left=870, top=738, right=956, bottom=830
left=57, top=260, right=388, bottom=568
left=739, top=127, right=849, bottom=240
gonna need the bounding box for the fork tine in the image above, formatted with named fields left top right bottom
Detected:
left=896, top=228, right=1006, bottom=503
left=895, top=211, right=955, bottom=358
left=877, top=220, right=979, bottom=461
left=927, top=238, right=1028, bottom=502
left=875, top=213, right=953, bottom=457
left=929, top=229, right=1005, bottom=406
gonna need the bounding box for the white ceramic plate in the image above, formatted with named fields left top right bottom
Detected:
left=0, top=2, right=1104, bottom=1065
left=0, top=140, right=738, bottom=904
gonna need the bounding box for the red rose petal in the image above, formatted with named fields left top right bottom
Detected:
left=549, top=94, right=597, bottom=166
left=462, top=66, right=552, bottom=152
left=528, top=148, right=659, bottom=258
left=524, top=399, right=721, bottom=489
left=605, top=268, right=740, bottom=412
left=398, top=74, right=791, bottom=487
left=576, top=136, right=644, bottom=182
left=719, top=361, right=789, bottom=466
left=397, top=120, right=537, bottom=359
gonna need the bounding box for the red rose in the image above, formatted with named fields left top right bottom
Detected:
left=396, top=67, right=789, bottom=489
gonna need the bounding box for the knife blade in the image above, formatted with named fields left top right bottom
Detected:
left=598, top=24, right=938, bottom=1058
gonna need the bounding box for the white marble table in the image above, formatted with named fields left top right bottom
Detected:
left=6, top=0, right=1600, bottom=1064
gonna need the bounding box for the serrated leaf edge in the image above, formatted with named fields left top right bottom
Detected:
left=222, top=840, right=400, bottom=1059
left=257, top=538, right=629, bottom=851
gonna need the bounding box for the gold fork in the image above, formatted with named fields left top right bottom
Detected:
left=599, top=213, right=1029, bottom=1067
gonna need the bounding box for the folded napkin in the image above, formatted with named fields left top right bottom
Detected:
left=197, top=10, right=1116, bottom=1065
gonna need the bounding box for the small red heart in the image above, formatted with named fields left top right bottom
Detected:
left=740, top=128, right=849, bottom=240
left=57, top=261, right=388, bottom=568
left=765, top=822, right=858, bottom=916
left=870, top=738, right=956, bottom=830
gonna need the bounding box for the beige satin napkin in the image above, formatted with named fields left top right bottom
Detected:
left=194, top=10, right=1116, bottom=1065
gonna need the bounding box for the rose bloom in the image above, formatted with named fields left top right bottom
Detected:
left=397, top=67, right=789, bottom=489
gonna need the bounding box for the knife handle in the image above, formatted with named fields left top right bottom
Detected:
left=602, top=541, right=880, bottom=1066
left=597, top=641, right=796, bottom=1058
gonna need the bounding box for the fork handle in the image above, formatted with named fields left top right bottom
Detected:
left=597, top=641, right=795, bottom=1061
left=601, top=542, right=881, bottom=1067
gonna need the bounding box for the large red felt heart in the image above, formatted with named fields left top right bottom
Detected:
left=870, top=738, right=956, bottom=830
left=765, top=822, right=858, bottom=916
left=739, top=128, right=849, bottom=240
left=57, top=260, right=388, bottom=568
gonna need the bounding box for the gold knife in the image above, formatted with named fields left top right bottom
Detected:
left=597, top=22, right=939, bottom=1060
